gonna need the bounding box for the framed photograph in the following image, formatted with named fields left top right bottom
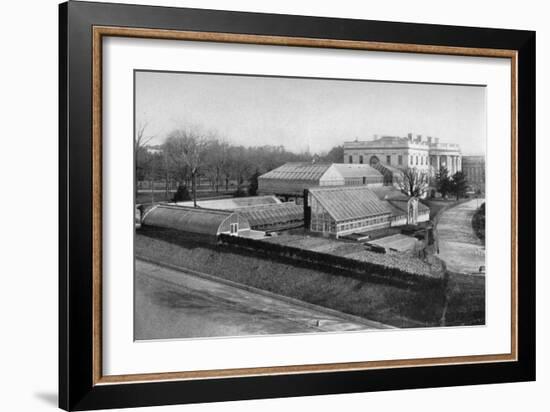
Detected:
left=59, top=1, right=535, bottom=410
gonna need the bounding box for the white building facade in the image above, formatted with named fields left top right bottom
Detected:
left=344, top=134, right=462, bottom=175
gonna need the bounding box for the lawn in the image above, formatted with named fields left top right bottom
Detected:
left=136, top=188, right=237, bottom=206
left=443, top=272, right=485, bottom=325
left=136, top=191, right=173, bottom=205
left=135, top=230, right=485, bottom=328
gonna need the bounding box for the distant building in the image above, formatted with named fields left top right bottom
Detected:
left=145, top=145, right=163, bottom=155
left=461, top=155, right=485, bottom=192
left=258, top=162, right=383, bottom=198
left=343, top=134, right=462, bottom=175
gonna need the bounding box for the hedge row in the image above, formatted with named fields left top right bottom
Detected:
left=219, top=234, right=443, bottom=288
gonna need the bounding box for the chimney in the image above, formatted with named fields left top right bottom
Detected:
left=435, top=137, right=440, bottom=144
left=427, top=136, right=432, bottom=144
left=416, top=134, right=422, bottom=142
left=407, top=133, right=413, bottom=141
left=303, top=189, right=311, bottom=230
left=373, top=134, right=379, bottom=140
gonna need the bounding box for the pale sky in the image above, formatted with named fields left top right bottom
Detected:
left=135, top=70, right=486, bottom=155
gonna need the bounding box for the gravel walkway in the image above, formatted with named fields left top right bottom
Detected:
left=436, top=199, right=486, bottom=274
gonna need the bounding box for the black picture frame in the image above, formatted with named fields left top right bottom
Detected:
left=59, top=1, right=536, bottom=410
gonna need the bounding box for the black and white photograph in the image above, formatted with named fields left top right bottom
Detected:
left=0, top=0, right=543, bottom=410
left=133, top=71, right=487, bottom=340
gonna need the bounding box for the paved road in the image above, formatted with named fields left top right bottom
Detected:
left=436, top=199, right=485, bottom=274
left=135, top=259, right=381, bottom=340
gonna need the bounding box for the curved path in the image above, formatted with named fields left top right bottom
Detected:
left=135, top=259, right=385, bottom=340
left=436, top=199, right=485, bottom=275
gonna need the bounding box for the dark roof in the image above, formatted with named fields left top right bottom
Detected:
left=309, top=186, right=392, bottom=222
left=238, top=203, right=303, bottom=227
left=259, top=162, right=333, bottom=182
left=368, top=233, right=420, bottom=252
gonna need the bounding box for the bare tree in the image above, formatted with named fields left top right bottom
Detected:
left=398, top=167, right=430, bottom=198
left=163, top=147, right=171, bottom=199
left=164, top=126, right=211, bottom=207
left=134, top=122, right=155, bottom=200
left=230, top=145, right=253, bottom=193
left=135, top=121, right=154, bottom=152
left=219, top=141, right=233, bottom=191
left=203, top=138, right=225, bottom=193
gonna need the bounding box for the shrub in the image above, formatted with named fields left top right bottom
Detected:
left=233, top=187, right=247, bottom=197
left=248, top=170, right=260, bottom=196
left=472, top=203, right=485, bottom=242
left=173, top=185, right=191, bottom=202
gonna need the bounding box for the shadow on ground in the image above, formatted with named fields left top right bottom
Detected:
left=34, top=392, right=58, bottom=407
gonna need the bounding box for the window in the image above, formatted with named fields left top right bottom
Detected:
left=386, top=155, right=391, bottom=165
left=362, top=177, right=366, bottom=184
left=230, top=222, right=239, bottom=234
left=421, top=156, right=423, bottom=165
left=359, top=155, right=363, bottom=164
left=416, top=156, right=418, bottom=165
left=398, top=155, right=403, bottom=165
left=348, top=155, right=353, bottom=163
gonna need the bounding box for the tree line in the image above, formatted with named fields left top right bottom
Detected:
left=434, top=167, right=468, bottom=200
left=398, top=166, right=468, bottom=200
left=135, top=124, right=344, bottom=205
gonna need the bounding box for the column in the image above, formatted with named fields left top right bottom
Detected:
left=436, top=155, right=440, bottom=171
